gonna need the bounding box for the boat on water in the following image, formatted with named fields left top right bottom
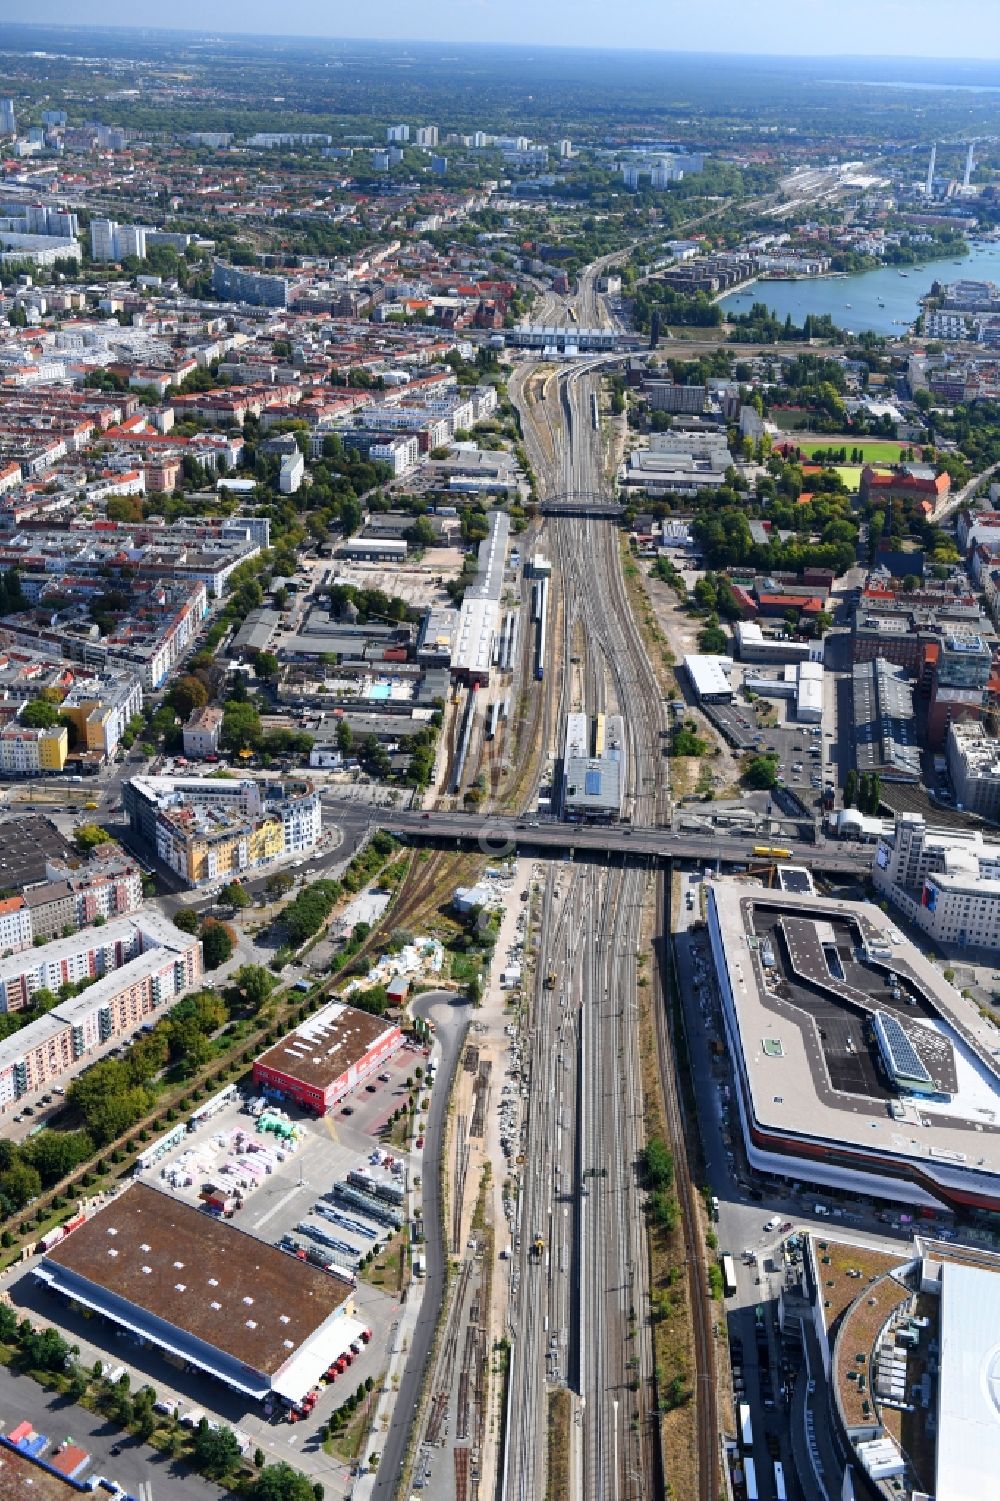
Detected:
left=899, top=271, right=908, bottom=277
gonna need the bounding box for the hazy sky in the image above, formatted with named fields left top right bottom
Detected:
left=17, top=2, right=1000, bottom=60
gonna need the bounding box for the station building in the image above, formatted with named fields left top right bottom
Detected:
left=36, top=1183, right=360, bottom=1406
left=707, top=881, right=1000, bottom=1214
left=253, top=999, right=402, bottom=1115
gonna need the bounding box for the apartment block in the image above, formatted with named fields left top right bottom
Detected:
left=60, top=673, right=143, bottom=762
left=182, top=704, right=223, bottom=760
left=123, top=775, right=321, bottom=887
left=0, top=722, right=68, bottom=776
left=0, top=919, right=202, bottom=1113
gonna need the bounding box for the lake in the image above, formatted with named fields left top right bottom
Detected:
left=718, top=239, right=1000, bottom=336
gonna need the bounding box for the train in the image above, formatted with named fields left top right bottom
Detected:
left=534, top=576, right=548, bottom=682
left=450, top=688, right=478, bottom=794
left=752, top=845, right=792, bottom=859
left=590, top=391, right=600, bottom=429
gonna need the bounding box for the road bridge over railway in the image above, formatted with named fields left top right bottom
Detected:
left=378, top=808, right=872, bottom=877
left=539, top=487, right=624, bottom=518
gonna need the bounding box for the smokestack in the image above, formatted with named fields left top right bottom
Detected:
left=964, top=141, right=975, bottom=189
left=926, top=143, right=937, bottom=197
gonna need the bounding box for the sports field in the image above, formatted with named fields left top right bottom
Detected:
left=794, top=438, right=908, bottom=464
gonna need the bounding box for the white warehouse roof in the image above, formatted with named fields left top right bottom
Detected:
left=685, top=654, right=734, bottom=701
left=936, top=1259, right=1000, bottom=1501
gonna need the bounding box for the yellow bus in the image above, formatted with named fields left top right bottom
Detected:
left=752, top=845, right=792, bottom=859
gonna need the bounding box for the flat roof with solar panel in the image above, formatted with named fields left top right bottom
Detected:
left=707, top=882, right=1000, bottom=1215
left=873, top=1010, right=934, bottom=1092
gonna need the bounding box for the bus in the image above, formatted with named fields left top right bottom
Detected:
left=774, top=1461, right=787, bottom=1501
left=744, top=1456, right=758, bottom=1501
left=752, top=845, right=792, bottom=859
left=738, top=1402, right=753, bottom=1454
left=722, top=1254, right=738, bottom=1299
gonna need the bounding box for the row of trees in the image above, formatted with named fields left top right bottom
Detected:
left=844, top=769, right=882, bottom=815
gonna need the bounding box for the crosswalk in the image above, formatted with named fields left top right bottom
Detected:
left=136, top=1483, right=154, bottom=1501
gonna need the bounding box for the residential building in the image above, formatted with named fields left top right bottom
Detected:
left=0, top=896, right=32, bottom=955
left=211, top=261, right=289, bottom=309
left=22, top=852, right=143, bottom=944
left=874, top=812, right=1000, bottom=953
left=182, top=704, right=224, bottom=760
left=0, top=721, right=68, bottom=776
left=278, top=449, right=305, bottom=494
left=60, top=674, right=143, bottom=763
left=123, top=775, right=321, bottom=887
left=0, top=907, right=197, bottom=1015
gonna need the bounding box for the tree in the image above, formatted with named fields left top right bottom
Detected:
left=254, top=651, right=280, bottom=682
left=200, top=919, right=235, bottom=970
left=844, top=768, right=858, bottom=808
left=174, top=907, right=200, bottom=935
left=19, top=698, right=60, bottom=728
left=220, top=881, right=251, bottom=910
left=169, top=675, right=209, bottom=720
left=0, top=1159, right=41, bottom=1213
left=221, top=700, right=262, bottom=753
left=192, top=1421, right=242, bottom=1480
left=336, top=719, right=353, bottom=755
left=248, top=1463, right=319, bottom=1501
left=232, top=964, right=274, bottom=1009
left=73, top=823, right=113, bottom=854
left=741, top=754, right=780, bottom=790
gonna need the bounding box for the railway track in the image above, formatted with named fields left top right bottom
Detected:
left=652, top=875, right=718, bottom=1501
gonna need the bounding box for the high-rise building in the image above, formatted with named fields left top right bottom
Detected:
left=386, top=123, right=410, bottom=143
left=0, top=99, right=16, bottom=137
left=964, top=141, right=976, bottom=190
left=89, top=218, right=119, bottom=262
left=926, top=143, right=937, bottom=197
left=117, top=223, right=147, bottom=260
left=415, top=125, right=438, bottom=148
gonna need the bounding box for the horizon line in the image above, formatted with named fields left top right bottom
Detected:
left=1, top=20, right=1000, bottom=68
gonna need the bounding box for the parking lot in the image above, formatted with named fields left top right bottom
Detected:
left=707, top=694, right=833, bottom=802
left=10, top=1039, right=434, bottom=1493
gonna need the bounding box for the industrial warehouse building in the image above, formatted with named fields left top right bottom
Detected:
left=560, top=712, right=625, bottom=821
left=35, top=1184, right=359, bottom=1406
left=707, top=880, right=1000, bottom=1214
left=253, top=1000, right=402, bottom=1114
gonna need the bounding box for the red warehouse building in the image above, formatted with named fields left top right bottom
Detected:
left=252, top=1000, right=403, bottom=1114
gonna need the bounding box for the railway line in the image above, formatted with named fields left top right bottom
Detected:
left=499, top=284, right=685, bottom=1501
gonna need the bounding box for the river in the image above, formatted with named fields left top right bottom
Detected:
left=718, top=239, right=1000, bottom=336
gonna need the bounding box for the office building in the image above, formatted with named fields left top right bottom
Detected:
left=874, top=812, right=1000, bottom=953
left=0, top=99, right=15, bottom=137
left=707, top=879, right=1000, bottom=1213
left=253, top=999, right=403, bottom=1115
left=947, top=722, right=1000, bottom=822
left=123, top=775, right=321, bottom=887
left=36, top=1183, right=360, bottom=1406
left=211, top=260, right=289, bottom=309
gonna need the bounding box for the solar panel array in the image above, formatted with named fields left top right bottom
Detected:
left=874, top=1010, right=932, bottom=1086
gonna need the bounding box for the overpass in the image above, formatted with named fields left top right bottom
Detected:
left=540, top=489, right=624, bottom=519
left=507, top=324, right=623, bottom=352
left=379, top=809, right=873, bottom=878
